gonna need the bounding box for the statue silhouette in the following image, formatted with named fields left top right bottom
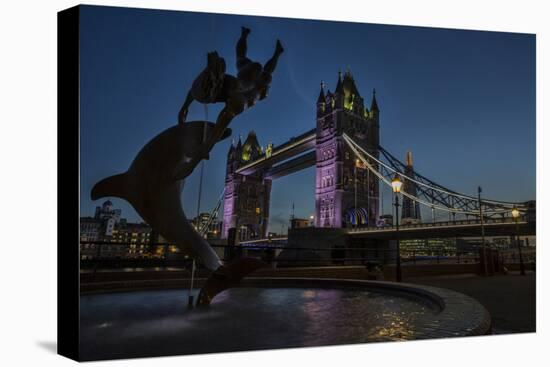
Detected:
left=178, top=27, right=283, bottom=124
left=93, top=27, right=284, bottom=307
left=175, top=28, right=283, bottom=180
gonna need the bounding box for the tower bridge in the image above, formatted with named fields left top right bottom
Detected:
left=222, top=71, right=380, bottom=239
left=219, top=70, right=535, bottom=244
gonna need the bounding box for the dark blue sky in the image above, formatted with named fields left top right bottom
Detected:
left=80, top=5, right=535, bottom=231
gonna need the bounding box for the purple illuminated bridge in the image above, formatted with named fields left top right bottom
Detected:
left=222, top=71, right=380, bottom=240
left=220, top=71, right=533, bottom=242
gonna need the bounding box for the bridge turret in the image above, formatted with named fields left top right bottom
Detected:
left=317, top=82, right=326, bottom=114
left=370, top=88, right=379, bottom=118
left=331, top=70, right=365, bottom=113
left=335, top=71, right=343, bottom=94
left=226, top=140, right=236, bottom=174
left=227, top=139, right=235, bottom=156
left=343, top=71, right=364, bottom=114
left=333, top=71, right=344, bottom=110
left=235, top=135, right=242, bottom=152
left=241, top=131, right=263, bottom=162
left=368, top=89, right=380, bottom=149
left=401, top=151, right=422, bottom=225
left=325, top=90, right=335, bottom=115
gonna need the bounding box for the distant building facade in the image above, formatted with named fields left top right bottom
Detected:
left=80, top=217, right=102, bottom=242
left=80, top=200, right=155, bottom=259
left=192, top=212, right=222, bottom=239
left=290, top=218, right=311, bottom=229
left=94, top=200, right=121, bottom=236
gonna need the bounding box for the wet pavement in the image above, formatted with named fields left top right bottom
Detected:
left=407, top=272, right=536, bottom=333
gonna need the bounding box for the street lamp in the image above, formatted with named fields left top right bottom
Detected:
left=478, top=186, right=487, bottom=275
left=511, top=206, right=525, bottom=275
left=391, top=174, right=403, bottom=282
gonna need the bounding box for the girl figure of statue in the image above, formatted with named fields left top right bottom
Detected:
left=174, top=27, right=283, bottom=180
left=178, top=27, right=283, bottom=125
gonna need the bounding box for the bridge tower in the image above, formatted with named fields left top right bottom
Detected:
left=222, top=132, right=272, bottom=240
left=401, top=151, right=422, bottom=224
left=315, top=71, right=380, bottom=228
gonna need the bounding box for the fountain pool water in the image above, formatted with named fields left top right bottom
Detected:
left=80, top=276, right=492, bottom=361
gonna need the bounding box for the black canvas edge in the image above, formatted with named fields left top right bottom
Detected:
left=57, top=5, right=80, bottom=362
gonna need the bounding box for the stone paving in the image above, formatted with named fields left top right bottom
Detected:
left=406, top=272, right=536, bottom=334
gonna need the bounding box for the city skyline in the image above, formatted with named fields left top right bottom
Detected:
left=79, top=6, right=536, bottom=232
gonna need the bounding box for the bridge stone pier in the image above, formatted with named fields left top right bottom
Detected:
left=222, top=71, right=382, bottom=240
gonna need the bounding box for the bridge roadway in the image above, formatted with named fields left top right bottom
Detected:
left=239, top=237, right=288, bottom=246
left=348, top=218, right=534, bottom=240
left=239, top=218, right=535, bottom=245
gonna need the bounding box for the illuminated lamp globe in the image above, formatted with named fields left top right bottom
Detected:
left=391, top=174, right=403, bottom=193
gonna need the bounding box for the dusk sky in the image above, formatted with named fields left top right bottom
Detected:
left=80, top=5, right=535, bottom=232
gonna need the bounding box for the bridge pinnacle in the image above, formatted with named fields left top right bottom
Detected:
left=236, top=135, right=242, bottom=150
left=370, top=88, right=379, bottom=112
left=336, top=71, right=343, bottom=93
left=406, top=151, right=413, bottom=166
left=317, top=81, right=326, bottom=104
left=228, top=138, right=236, bottom=154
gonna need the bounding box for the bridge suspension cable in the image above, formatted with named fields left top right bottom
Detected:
left=198, top=187, right=225, bottom=236
left=342, top=133, right=526, bottom=218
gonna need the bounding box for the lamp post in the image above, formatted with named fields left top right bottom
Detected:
left=478, top=186, right=487, bottom=275
left=366, top=161, right=370, bottom=227
left=391, top=174, right=403, bottom=282
left=188, top=258, right=196, bottom=308
left=511, top=206, right=525, bottom=275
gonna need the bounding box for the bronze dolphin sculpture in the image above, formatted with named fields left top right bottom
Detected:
left=91, top=121, right=228, bottom=270
left=91, top=122, right=264, bottom=305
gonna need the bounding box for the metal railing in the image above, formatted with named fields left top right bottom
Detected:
left=347, top=216, right=527, bottom=233
left=79, top=240, right=535, bottom=272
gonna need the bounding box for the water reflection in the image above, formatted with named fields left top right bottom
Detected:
left=80, top=287, right=436, bottom=360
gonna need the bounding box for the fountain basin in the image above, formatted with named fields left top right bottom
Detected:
left=79, top=277, right=491, bottom=361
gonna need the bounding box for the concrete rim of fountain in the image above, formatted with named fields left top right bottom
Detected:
left=237, top=277, right=492, bottom=338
